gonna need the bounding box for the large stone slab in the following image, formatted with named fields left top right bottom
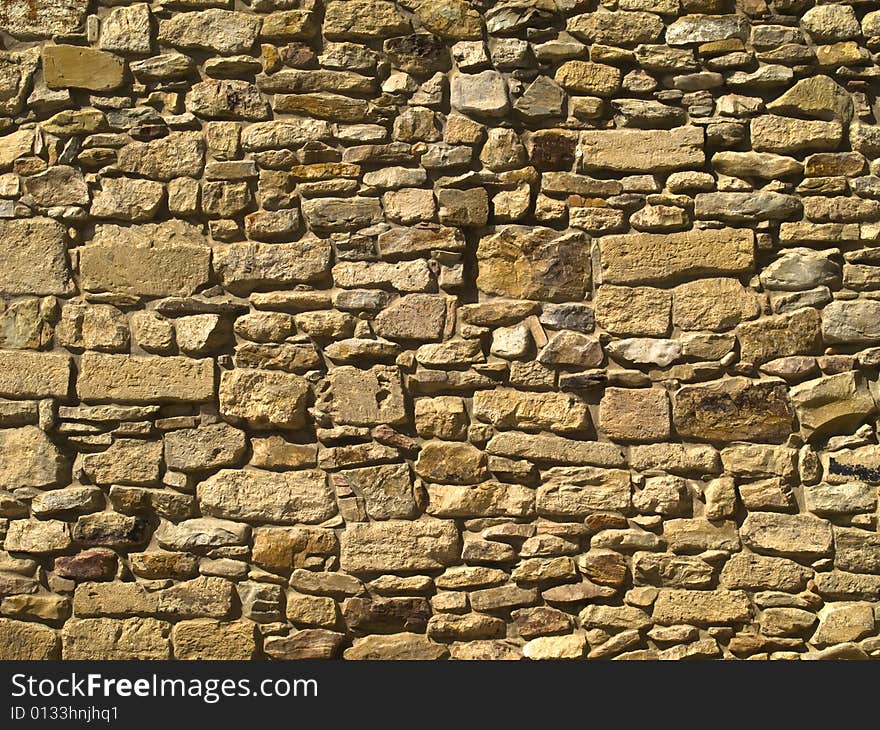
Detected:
left=600, top=228, right=754, bottom=285
left=80, top=222, right=212, bottom=298
left=0, top=351, right=71, bottom=399
left=198, top=469, right=336, bottom=525
left=673, top=377, right=795, bottom=443
left=78, top=354, right=215, bottom=403
left=741, top=512, right=833, bottom=559
left=340, top=520, right=460, bottom=574
left=579, top=127, right=704, bottom=173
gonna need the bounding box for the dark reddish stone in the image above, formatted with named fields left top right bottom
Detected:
left=54, top=548, right=118, bottom=581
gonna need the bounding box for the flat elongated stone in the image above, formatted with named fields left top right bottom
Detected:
left=0, top=0, right=87, bottom=39
left=80, top=222, right=211, bottom=298
left=653, top=589, right=751, bottom=625
left=158, top=10, right=261, bottom=54
left=0, top=619, right=60, bottom=659
left=43, top=46, right=124, bottom=91
left=579, top=127, right=704, bottom=173
left=473, top=388, right=592, bottom=435
left=741, top=512, right=833, bottom=559
left=673, top=377, right=795, bottom=443
left=78, top=354, right=214, bottom=404
left=600, top=229, right=754, bottom=285
left=198, top=469, right=336, bottom=525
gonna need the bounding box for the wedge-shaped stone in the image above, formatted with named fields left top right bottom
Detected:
left=473, top=388, right=592, bottom=435
left=80, top=222, right=211, bottom=298
left=600, top=228, right=754, bottom=285
left=768, top=75, right=852, bottom=122
left=579, top=126, right=703, bottom=173
left=78, top=354, right=215, bottom=404
left=477, top=226, right=590, bottom=302
left=653, top=589, right=751, bottom=625
left=0, top=218, right=72, bottom=296
left=712, top=151, right=803, bottom=179
left=789, top=372, right=877, bottom=440
left=0, top=351, right=71, bottom=399
left=673, top=377, right=795, bottom=443
left=741, top=512, right=833, bottom=559
left=344, top=632, right=447, bottom=660
left=198, top=469, right=336, bottom=525
left=340, top=520, right=460, bottom=574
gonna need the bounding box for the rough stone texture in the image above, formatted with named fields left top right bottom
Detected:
left=1, top=0, right=879, bottom=663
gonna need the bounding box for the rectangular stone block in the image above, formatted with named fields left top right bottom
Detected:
left=78, top=353, right=215, bottom=403
left=0, top=350, right=71, bottom=399
left=579, top=126, right=704, bottom=173
left=340, top=520, right=460, bottom=574
left=0, top=217, right=72, bottom=295
left=600, top=228, right=755, bottom=285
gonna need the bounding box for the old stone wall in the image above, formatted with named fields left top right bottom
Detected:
left=1, top=0, right=880, bottom=661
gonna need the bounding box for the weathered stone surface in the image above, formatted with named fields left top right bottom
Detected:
left=741, top=512, right=833, bottom=559
left=4, top=0, right=880, bottom=661
left=62, top=618, right=170, bottom=660
left=79, top=354, right=214, bottom=403
left=473, top=388, right=591, bottom=435
left=0, top=0, right=87, bottom=39
left=43, top=46, right=124, bottom=92
left=600, top=229, right=754, bottom=285
left=673, top=378, right=795, bottom=444
left=80, top=221, right=211, bottom=297
left=0, top=218, right=72, bottom=296
left=0, top=618, right=59, bottom=659
left=340, top=520, right=459, bottom=574
left=789, top=372, right=877, bottom=440
left=164, top=422, right=247, bottom=473
left=653, top=589, right=751, bottom=625
left=579, top=127, right=703, bottom=173
left=199, top=469, right=335, bottom=525
left=477, top=226, right=590, bottom=302
left=158, top=10, right=261, bottom=54
left=219, top=369, right=308, bottom=430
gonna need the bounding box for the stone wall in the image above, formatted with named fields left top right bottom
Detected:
left=1, top=0, right=880, bottom=661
